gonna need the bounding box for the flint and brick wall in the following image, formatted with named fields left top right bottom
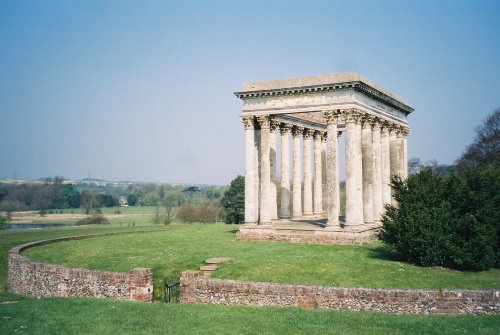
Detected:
left=180, top=270, right=500, bottom=315
left=8, top=234, right=153, bottom=302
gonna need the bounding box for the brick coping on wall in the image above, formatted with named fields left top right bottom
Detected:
left=7, top=230, right=161, bottom=302
left=180, top=265, right=500, bottom=315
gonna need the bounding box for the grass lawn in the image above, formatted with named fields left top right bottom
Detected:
left=1, top=297, right=498, bottom=335
left=1, top=212, right=499, bottom=334
left=22, top=224, right=500, bottom=299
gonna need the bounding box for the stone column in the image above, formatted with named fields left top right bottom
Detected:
left=389, top=124, right=399, bottom=204
left=381, top=122, right=391, bottom=206
left=257, top=115, right=271, bottom=225
left=371, top=118, right=383, bottom=224
left=401, top=127, right=409, bottom=179
left=291, top=126, right=304, bottom=219
left=336, top=131, right=342, bottom=216
left=361, top=115, right=374, bottom=224
left=279, top=123, right=292, bottom=219
left=269, top=120, right=279, bottom=220
left=321, top=134, right=327, bottom=214
left=323, top=111, right=341, bottom=226
left=389, top=124, right=399, bottom=178
left=302, top=129, right=314, bottom=217
left=313, top=131, right=323, bottom=216
left=396, top=126, right=405, bottom=179
left=242, top=116, right=258, bottom=223
left=345, top=110, right=363, bottom=226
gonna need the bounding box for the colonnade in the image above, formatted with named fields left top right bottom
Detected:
left=242, top=109, right=409, bottom=227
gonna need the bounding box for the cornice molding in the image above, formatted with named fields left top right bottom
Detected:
left=235, top=81, right=414, bottom=115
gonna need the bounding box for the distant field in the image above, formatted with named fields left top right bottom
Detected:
left=0, top=179, right=46, bottom=185
left=7, top=206, right=159, bottom=226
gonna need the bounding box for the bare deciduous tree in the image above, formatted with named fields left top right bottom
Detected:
left=456, top=108, right=500, bottom=171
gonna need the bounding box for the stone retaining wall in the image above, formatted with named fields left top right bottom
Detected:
left=179, top=270, right=500, bottom=315
left=8, top=233, right=153, bottom=302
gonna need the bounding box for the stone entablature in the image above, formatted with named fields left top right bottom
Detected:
left=236, top=72, right=413, bottom=240
left=235, top=72, right=413, bottom=118
left=180, top=270, right=500, bottom=315
left=8, top=233, right=153, bottom=302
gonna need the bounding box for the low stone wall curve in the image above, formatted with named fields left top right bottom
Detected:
left=180, top=270, right=500, bottom=315
left=8, top=232, right=153, bottom=302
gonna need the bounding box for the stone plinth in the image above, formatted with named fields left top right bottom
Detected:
left=236, top=220, right=379, bottom=245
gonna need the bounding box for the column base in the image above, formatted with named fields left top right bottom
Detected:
left=324, top=221, right=339, bottom=228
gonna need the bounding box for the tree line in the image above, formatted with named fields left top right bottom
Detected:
left=0, top=177, right=81, bottom=212
left=0, top=178, right=227, bottom=214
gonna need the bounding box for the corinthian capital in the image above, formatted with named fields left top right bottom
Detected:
left=323, top=110, right=342, bottom=125
left=292, top=126, right=304, bottom=138
left=387, top=122, right=399, bottom=134
left=344, top=109, right=362, bottom=124
left=380, top=121, right=390, bottom=134
left=303, top=128, right=315, bottom=139
left=270, top=118, right=280, bottom=133
left=361, top=114, right=375, bottom=129
left=242, top=115, right=255, bottom=130
left=371, top=117, right=382, bottom=131
left=280, top=123, right=293, bottom=135
left=256, top=115, right=271, bottom=129
left=400, top=126, right=410, bottom=137
left=313, top=131, right=323, bottom=141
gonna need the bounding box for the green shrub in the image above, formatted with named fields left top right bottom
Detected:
left=0, top=214, right=6, bottom=229
left=75, top=215, right=109, bottom=226
left=114, top=209, right=121, bottom=215
left=379, top=168, right=499, bottom=271
left=221, top=175, right=244, bottom=224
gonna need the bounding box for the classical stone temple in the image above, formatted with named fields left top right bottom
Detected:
left=235, top=72, right=413, bottom=244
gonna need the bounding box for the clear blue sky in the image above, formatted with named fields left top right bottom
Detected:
left=1, top=0, right=499, bottom=185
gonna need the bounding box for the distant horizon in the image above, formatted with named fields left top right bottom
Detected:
left=0, top=175, right=230, bottom=187
left=0, top=156, right=453, bottom=186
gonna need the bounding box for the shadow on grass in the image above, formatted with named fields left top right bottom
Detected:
left=226, top=229, right=239, bottom=234
left=367, top=244, right=397, bottom=261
